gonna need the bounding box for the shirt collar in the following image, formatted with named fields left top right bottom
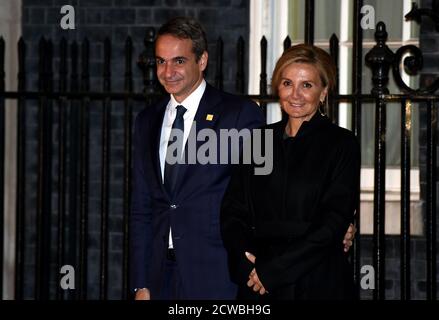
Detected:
left=168, top=79, right=206, bottom=117
left=282, top=112, right=328, bottom=140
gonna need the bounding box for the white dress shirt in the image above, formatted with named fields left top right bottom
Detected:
left=159, top=79, right=206, bottom=249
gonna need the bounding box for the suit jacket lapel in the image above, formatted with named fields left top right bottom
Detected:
left=192, top=84, right=223, bottom=132
left=174, top=84, right=224, bottom=198
left=150, top=97, right=170, bottom=197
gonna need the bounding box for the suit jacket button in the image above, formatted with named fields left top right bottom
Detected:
left=170, top=204, right=178, bottom=209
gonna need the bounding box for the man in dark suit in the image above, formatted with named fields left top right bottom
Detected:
left=130, top=17, right=356, bottom=300
left=129, top=17, right=265, bottom=300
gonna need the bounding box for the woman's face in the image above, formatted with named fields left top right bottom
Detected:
left=278, top=62, right=328, bottom=122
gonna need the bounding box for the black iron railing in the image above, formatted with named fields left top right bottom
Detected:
left=0, top=0, right=437, bottom=300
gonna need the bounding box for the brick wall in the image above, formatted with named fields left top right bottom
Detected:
left=418, top=0, right=439, bottom=300
left=21, top=0, right=250, bottom=299
left=23, top=0, right=250, bottom=93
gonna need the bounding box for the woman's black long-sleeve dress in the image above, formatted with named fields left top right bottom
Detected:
left=220, top=112, right=360, bottom=300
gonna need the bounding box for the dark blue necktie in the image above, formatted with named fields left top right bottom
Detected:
left=164, top=105, right=187, bottom=195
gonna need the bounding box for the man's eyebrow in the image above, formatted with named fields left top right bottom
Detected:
left=154, top=56, right=188, bottom=61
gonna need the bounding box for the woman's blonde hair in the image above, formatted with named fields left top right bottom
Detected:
left=271, top=44, right=336, bottom=97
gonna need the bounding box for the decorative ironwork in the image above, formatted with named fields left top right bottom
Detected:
left=137, top=27, right=160, bottom=94
left=405, top=1, right=439, bottom=32
left=283, top=35, right=291, bottom=51
left=1, top=15, right=437, bottom=300
left=215, top=37, right=223, bottom=91
left=390, top=1, right=439, bottom=94
left=365, top=22, right=394, bottom=95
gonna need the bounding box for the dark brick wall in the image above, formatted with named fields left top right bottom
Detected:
left=359, top=237, right=431, bottom=300
left=21, top=0, right=250, bottom=299
left=22, top=0, right=250, bottom=94
left=418, top=0, right=439, bottom=300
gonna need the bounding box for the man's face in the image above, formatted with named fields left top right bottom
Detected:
left=155, top=34, right=208, bottom=103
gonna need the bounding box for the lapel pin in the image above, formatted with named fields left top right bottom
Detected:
left=206, top=114, right=214, bottom=121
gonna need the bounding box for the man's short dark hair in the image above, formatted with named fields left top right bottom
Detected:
left=157, top=16, right=208, bottom=62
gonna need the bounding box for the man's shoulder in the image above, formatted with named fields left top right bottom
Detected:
left=205, top=83, right=258, bottom=108
left=220, top=91, right=259, bottom=109
left=137, top=95, right=169, bottom=117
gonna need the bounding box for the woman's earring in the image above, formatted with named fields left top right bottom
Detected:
left=319, top=100, right=326, bottom=116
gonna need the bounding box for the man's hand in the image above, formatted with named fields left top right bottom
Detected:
left=343, top=223, right=356, bottom=252
left=135, top=288, right=151, bottom=300
left=245, top=252, right=268, bottom=295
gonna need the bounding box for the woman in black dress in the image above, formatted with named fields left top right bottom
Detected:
left=220, top=44, right=360, bottom=300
